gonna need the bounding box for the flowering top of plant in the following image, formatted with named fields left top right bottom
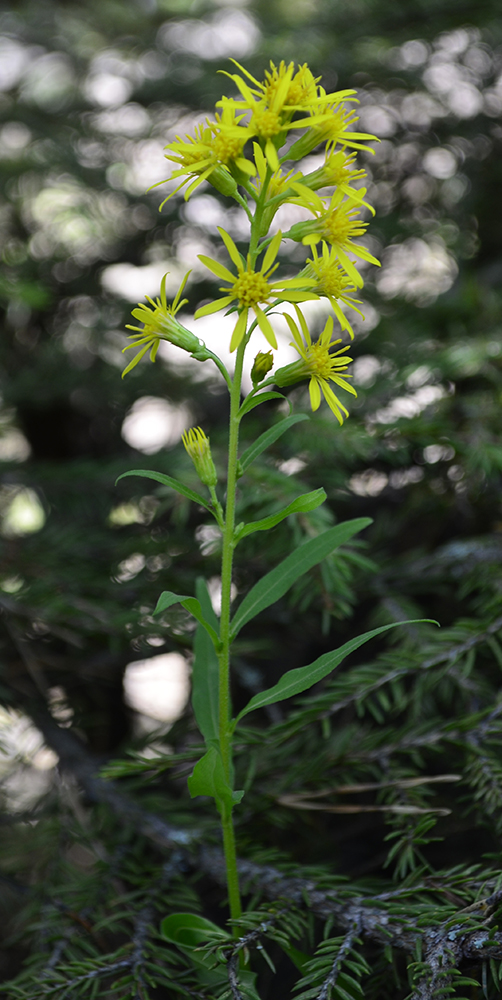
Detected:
left=124, top=57, right=381, bottom=423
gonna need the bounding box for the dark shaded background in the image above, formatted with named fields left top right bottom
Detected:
left=1, top=0, right=502, bottom=994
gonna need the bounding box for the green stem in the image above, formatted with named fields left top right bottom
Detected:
left=218, top=338, right=246, bottom=927
left=216, top=179, right=270, bottom=930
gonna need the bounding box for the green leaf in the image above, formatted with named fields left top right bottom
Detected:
left=239, top=413, right=310, bottom=475
left=238, top=391, right=286, bottom=418
left=280, top=944, right=311, bottom=973
left=161, top=912, right=230, bottom=949
left=154, top=591, right=221, bottom=650
left=235, top=489, right=326, bottom=542
left=234, top=619, right=438, bottom=724
left=188, top=746, right=244, bottom=819
left=116, top=469, right=212, bottom=512
left=230, top=518, right=372, bottom=638
left=192, top=578, right=220, bottom=743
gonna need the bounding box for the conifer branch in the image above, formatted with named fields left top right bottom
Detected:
left=317, top=920, right=361, bottom=1000
left=22, top=701, right=502, bottom=972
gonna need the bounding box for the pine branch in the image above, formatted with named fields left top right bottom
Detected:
left=20, top=695, right=502, bottom=975
left=227, top=953, right=245, bottom=1000
left=317, top=920, right=361, bottom=1000
left=322, top=616, right=502, bottom=721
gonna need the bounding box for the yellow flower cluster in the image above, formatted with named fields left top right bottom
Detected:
left=125, top=58, right=380, bottom=421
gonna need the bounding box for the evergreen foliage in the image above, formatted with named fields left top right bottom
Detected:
left=1, top=0, right=502, bottom=997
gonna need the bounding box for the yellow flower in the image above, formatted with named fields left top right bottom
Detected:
left=219, top=61, right=349, bottom=173
left=249, top=143, right=302, bottom=200
left=310, top=101, right=377, bottom=154
left=284, top=187, right=380, bottom=288
left=287, top=100, right=376, bottom=162
left=122, top=271, right=209, bottom=376
left=303, top=150, right=370, bottom=204
left=158, top=103, right=255, bottom=205
left=300, top=243, right=365, bottom=338
left=225, top=59, right=319, bottom=113
left=274, top=307, right=357, bottom=424
left=195, top=227, right=318, bottom=352
left=248, top=143, right=304, bottom=233
left=182, top=427, right=217, bottom=487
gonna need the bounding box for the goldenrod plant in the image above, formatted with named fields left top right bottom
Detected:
left=118, top=58, right=431, bottom=951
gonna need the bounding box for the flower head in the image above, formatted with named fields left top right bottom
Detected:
left=288, top=100, right=377, bottom=162
left=274, top=307, right=357, bottom=424
left=300, top=243, right=365, bottom=338
left=158, top=103, right=255, bottom=205
left=122, top=271, right=209, bottom=377
left=195, top=228, right=317, bottom=351
left=182, top=427, right=217, bottom=487
left=219, top=61, right=354, bottom=173
left=303, top=150, right=368, bottom=201
left=284, top=187, right=380, bottom=288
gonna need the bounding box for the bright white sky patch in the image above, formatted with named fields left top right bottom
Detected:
left=376, top=238, right=458, bottom=305
left=101, top=261, right=185, bottom=302
left=121, top=397, right=192, bottom=454
left=159, top=9, right=260, bottom=60
left=1, top=488, right=45, bottom=537
left=123, top=653, right=190, bottom=722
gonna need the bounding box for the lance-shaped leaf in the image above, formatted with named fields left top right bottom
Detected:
left=188, top=745, right=244, bottom=820
left=238, top=391, right=286, bottom=418
left=191, top=578, right=220, bottom=743
left=239, top=413, right=310, bottom=475
left=154, top=591, right=221, bottom=651
left=116, top=469, right=212, bottom=512
left=161, top=913, right=230, bottom=949
left=234, top=489, right=326, bottom=543
left=161, top=915, right=259, bottom=996
left=230, top=518, right=371, bottom=639
left=234, top=620, right=438, bottom=724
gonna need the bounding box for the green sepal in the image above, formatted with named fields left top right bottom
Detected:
left=116, top=469, right=212, bottom=512
left=234, top=619, right=439, bottom=725
left=188, top=746, right=244, bottom=820
left=238, top=413, right=310, bottom=476
left=234, top=489, right=326, bottom=543
left=154, top=591, right=221, bottom=651
left=191, top=578, right=220, bottom=743
left=230, top=518, right=372, bottom=639
left=238, top=391, right=286, bottom=418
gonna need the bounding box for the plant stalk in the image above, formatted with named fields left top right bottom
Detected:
left=218, top=337, right=246, bottom=926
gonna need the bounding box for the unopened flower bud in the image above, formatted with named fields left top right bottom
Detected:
left=182, top=427, right=218, bottom=488
left=251, top=351, right=274, bottom=386
left=207, top=166, right=239, bottom=199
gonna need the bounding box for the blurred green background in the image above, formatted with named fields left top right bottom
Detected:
left=1, top=0, right=502, bottom=987
left=2, top=0, right=501, bottom=744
